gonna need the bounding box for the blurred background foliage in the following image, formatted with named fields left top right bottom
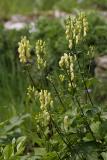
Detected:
left=0, top=0, right=107, bottom=19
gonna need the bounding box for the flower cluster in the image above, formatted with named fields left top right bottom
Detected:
left=39, top=90, right=53, bottom=110
left=38, top=90, right=53, bottom=126
left=27, top=85, right=38, bottom=99
left=59, top=53, right=74, bottom=82
left=59, top=74, right=65, bottom=82
left=18, top=36, right=31, bottom=63
left=35, top=40, right=46, bottom=69
left=65, top=12, right=88, bottom=49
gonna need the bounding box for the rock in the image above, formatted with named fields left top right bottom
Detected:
left=4, top=21, right=26, bottom=30
left=54, top=10, right=68, bottom=18
left=95, top=55, right=107, bottom=81
left=11, top=15, right=28, bottom=22
left=4, top=14, right=37, bottom=31
left=3, top=11, right=75, bottom=31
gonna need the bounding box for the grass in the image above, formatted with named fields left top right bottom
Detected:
left=0, top=27, right=30, bottom=121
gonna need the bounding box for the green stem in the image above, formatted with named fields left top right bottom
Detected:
left=64, top=68, right=96, bottom=141
left=76, top=57, right=94, bottom=107
left=49, top=80, right=66, bottom=112
left=49, top=114, right=83, bottom=160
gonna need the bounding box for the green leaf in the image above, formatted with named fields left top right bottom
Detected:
left=90, top=121, right=101, bottom=138
left=83, top=133, right=94, bottom=142
left=3, top=144, right=14, bottom=159
left=34, top=148, right=46, bottom=157
left=101, top=152, right=107, bottom=160
left=87, top=152, right=99, bottom=160
left=101, top=112, right=107, bottom=120
left=42, top=152, right=58, bottom=160
left=16, top=136, right=26, bottom=155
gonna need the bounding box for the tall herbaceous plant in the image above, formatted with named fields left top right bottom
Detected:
left=17, top=12, right=106, bottom=160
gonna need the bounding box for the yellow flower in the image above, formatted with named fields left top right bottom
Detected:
left=59, top=53, right=74, bottom=81
left=18, top=36, right=31, bottom=63
left=65, top=12, right=88, bottom=49
left=35, top=40, right=46, bottom=69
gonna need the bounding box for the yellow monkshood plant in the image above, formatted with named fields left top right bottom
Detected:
left=17, top=13, right=105, bottom=160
